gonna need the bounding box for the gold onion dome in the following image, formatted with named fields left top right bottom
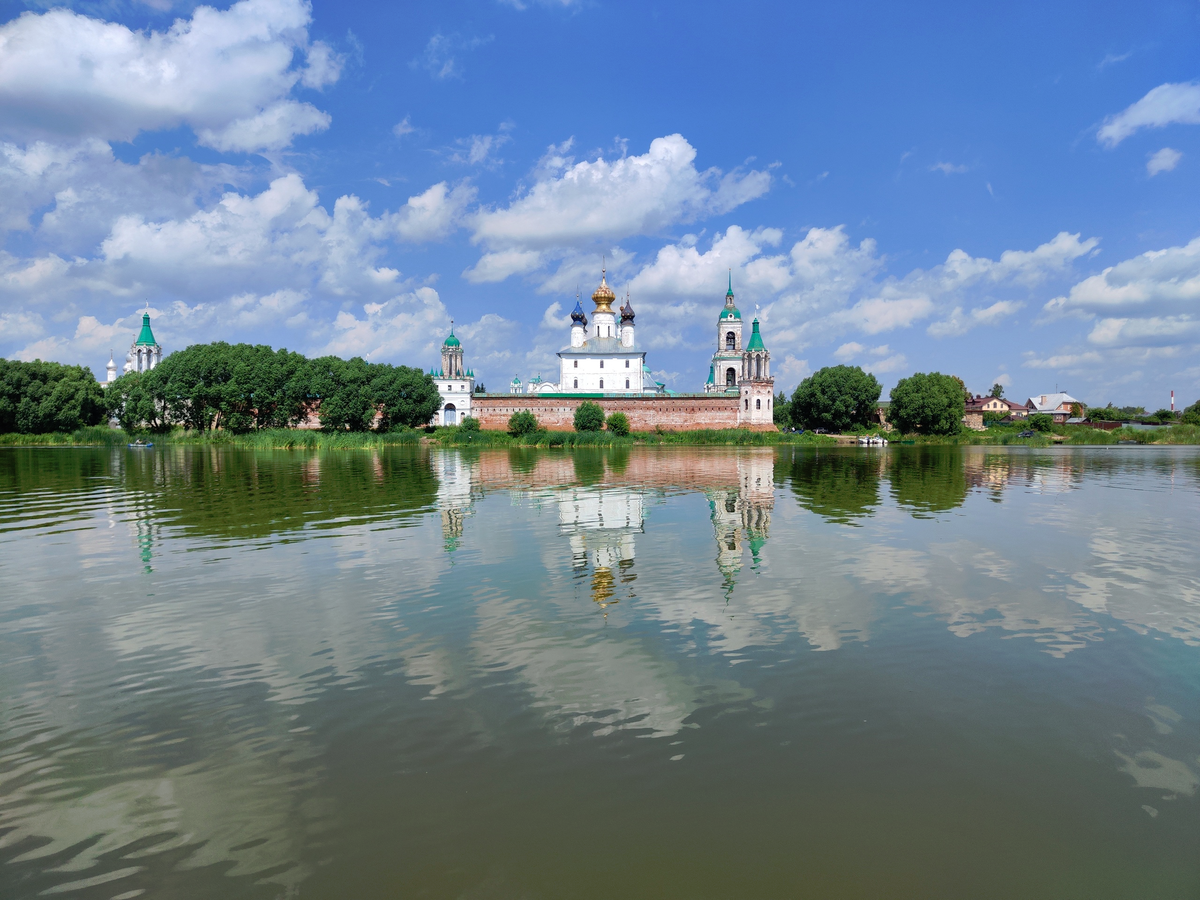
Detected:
left=591, top=271, right=616, bottom=313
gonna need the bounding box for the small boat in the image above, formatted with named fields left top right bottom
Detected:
left=857, top=436, right=888, bottom=446
left=128, top=440, right=154, bottom=448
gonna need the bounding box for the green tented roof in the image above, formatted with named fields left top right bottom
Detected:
left=746, top=318, right=766, bottom=351
left=134, top=312, right=157, bottom=347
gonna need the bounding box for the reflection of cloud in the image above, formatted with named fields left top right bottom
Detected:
left=1114, top=750, right=1199, bottom=795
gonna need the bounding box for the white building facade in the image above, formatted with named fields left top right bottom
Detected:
left=704, top=275, right=774, bottom=426
left=431, top=328, right=475, bottom=425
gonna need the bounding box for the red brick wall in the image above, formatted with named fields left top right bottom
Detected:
left=471, top=394, right=775, bottom=432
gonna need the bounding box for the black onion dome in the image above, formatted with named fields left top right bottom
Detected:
left=620, top=299, right=635, bottom=322
left=571, top=299, right=588, bottom=326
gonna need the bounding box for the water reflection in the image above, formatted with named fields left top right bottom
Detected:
left=1, top=445, right=1199, bottom=899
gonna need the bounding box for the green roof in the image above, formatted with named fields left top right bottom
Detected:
left=134, top=312, right=157, bottom=347
left=705, top=364, right=715, bottom=385
left=442, top=327, right=460, bottom=348
left=746, top=318, right=766, bottom=351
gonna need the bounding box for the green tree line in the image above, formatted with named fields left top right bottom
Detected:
left=0, top=359, right=107, bottom=434
left=3, top=344, right=442, bottom=434
left=106, top=343, right=441, bottom=433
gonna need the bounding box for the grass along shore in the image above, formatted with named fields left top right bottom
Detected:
left=2, top=423, right=1198, bottom=449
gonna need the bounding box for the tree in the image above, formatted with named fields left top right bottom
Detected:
left=1148, top=408, right=1178, bottom=424
left=605, top=411, right=630, bottom=436
left=370, top=364, right=441, bottom=430
left=989, top=383, right=1005, bottom=398
left=574, top=400, right=605, bottom=432
left=474, top=383, right=487, bottom=394
left=310, top=356, right=375, bottom=431
left=790, top=365, right=882, bottom=432
left=508, top=409, right=539, bottom=435
left=0, top=359, right=107, bottom=434
left=889, top=372, right=966, bottom=435
left=106, top=371, right=171, bottom=433
left=773, top=390, right=791, bottom=427
left=460, top=415, right=480, bottom=431
left=1182, top=400, right=1200, bottom=426
left=1028, top=413, right=1053, bottom=432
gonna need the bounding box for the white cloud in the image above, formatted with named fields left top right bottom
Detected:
left=318, top=286, right=448, bottom=360
left=1022, top=351, right=1105, bottom=370
left=1044, top=236, right=1200, bottom=320
left=927, top=299, right=1023, bottom=337
left=930, top=161, right=968, bottom=174
left=1097, top=82, right=1200, bottom=147
left=1087, top=315, right=1200, bottom=348
left=410, top=33, right=492, bottom=81
left=392, top=181, right=476, bottom=242
left=464, top=134, right=771, bottom=282
left=833, top=341, right=864, bottom=362
left=0, top=0, right=339, bottom=152
left=449, top=125, right=512, bottom=168
left=1147, top=147, right=1182, bottom=176
left=392, top=116, right=414, bottom=138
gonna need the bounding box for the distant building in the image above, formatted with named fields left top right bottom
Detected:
left=966, top=395, right=1030, bottom=418
left=102, top=309, right=162, bottom=386
left=430, top=326, right=474, bottom=426
left=451, top=271, right=779, bottom=431
left=1027, top=392, right=1084, bottom=424
left=124, top=311, right=162, bottom=375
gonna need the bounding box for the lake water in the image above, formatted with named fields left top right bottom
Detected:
left=1, top=445, right=1198, bottom=899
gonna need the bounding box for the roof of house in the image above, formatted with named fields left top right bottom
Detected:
left=1027, top=392, right=1080, bottom=411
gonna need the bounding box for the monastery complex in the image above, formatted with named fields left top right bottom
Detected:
left=432, top=272, right=777, bottom=431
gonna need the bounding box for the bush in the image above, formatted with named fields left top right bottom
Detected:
left=1028, top=413, right=1053, bottom=432
left=1182, top=400, right=1200, bottom=426
left=460, top=415, right=480, bottom=432
left=574, top=400, right=605, bottom=432
left=508, top=409, right=539, bottom=435
left=889, top=372, right=966, bottom=435
left=605, top=411, right=630, bottom=436
left=790, top=365, right=882, bottom=432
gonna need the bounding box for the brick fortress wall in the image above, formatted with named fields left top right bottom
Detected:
left=471, top=394, right=776, bottom=432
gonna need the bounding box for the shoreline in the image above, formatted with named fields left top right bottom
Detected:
left=2, top=423, right=1199, bottom=449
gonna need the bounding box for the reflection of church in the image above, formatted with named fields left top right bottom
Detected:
left=429, top=449, right=774, bottom=600
left=707, top=454, right=774, bottom=591
left=558, top=488, right=643, bottom=611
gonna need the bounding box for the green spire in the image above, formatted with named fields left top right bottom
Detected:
left=726, top=269, right=734, bottom=298
left=705, top=364, right=715, bottom=385
left=746, top=318, right=766, bottom=351
left=134, top=311, right=157, bottom=347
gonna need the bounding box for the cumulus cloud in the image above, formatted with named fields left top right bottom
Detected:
left=0, top=0, right=339, bottom=152
left=0, top=169, right=483, bottom=372
left=1097, top=82, right=1200, bottom=147
left=1147, top=147, right=1182, bottom=176
left=464, top=134, right=771, bottom=282
left=620, top=225, right=1093, bottom=357
left=1043, top=236, right=1200, bottom=320
left=393, top=181, right=476, bottom=242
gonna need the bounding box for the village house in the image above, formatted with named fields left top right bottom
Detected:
left=1026, top=392, right=1084, bottom=424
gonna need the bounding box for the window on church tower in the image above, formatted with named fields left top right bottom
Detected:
left=573, top=379, right=578, bottom=389
left=726, top=332, right=735, bottom=350
left=756, top=398, right=761, bottom=410
left=600, top=379, right=604, bottom=389
left=573, top=360, right=577, bottom=368
left=625, top=379, right=629, bottom=389
left=600, top=360, right=604, bottom=368
left=625, top=359, right=629, bottom=367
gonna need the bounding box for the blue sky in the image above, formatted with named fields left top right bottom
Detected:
left=1, top=0, right=1198, bottom=406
